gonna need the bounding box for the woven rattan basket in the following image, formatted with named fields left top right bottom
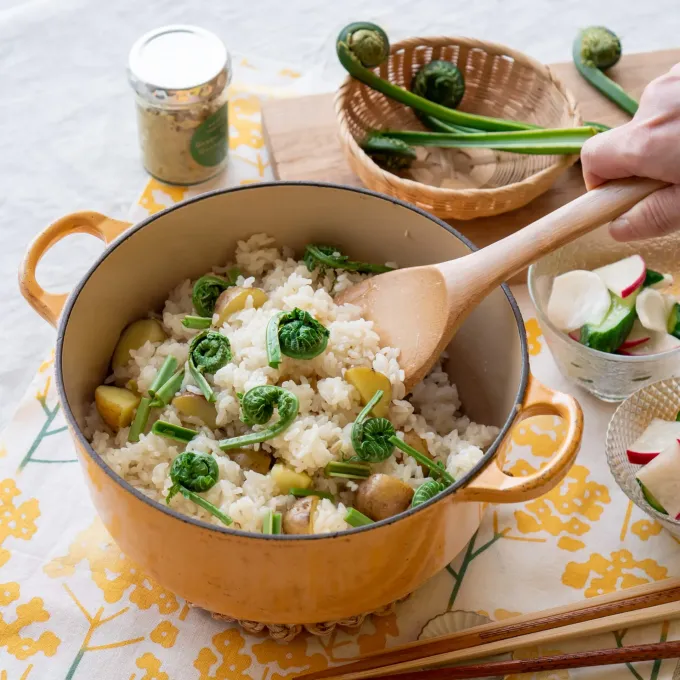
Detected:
left=336, top=36, right=583, bottom=220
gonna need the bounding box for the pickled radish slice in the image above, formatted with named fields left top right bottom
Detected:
left=636, top=288, right=670, bottom=333
left=594, top=255, right=646, bottom=298
left=636, top=440, right=680, bottom=518
left=619, top=332, right=680, bottom=356
left=546, top=271, right=610, bottom=332
left=626, top=418, right=680, bottom=464
left=620, top=319, right=651, bottom=350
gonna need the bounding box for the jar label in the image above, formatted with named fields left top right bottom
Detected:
left=190, top=104, right=228, bottom=167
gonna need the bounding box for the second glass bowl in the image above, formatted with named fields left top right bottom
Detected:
left=528, top=224, right=680, bottom=402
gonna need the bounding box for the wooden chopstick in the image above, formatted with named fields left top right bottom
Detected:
left=359, top=640, right=680, bottom=680
left=297, top=578, right=680, bottom=680
left=317, top=601, right=680, bottom=680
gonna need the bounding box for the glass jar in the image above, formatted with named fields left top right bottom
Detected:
left=128, top=25, right=231, bottom=185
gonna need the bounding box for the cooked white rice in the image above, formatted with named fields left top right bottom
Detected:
left=87, top=234, right=499, bottom=534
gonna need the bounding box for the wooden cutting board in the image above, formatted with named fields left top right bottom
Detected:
left=262, top=48, right=680, bottom=256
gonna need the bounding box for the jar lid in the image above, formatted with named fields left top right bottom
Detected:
left=128, top=25, right=231, bottom=106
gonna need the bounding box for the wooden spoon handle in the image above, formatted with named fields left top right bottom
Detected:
left=439, top=177, right=667, bottom=297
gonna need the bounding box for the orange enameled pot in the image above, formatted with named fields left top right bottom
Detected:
left=19, top=182, right=583, bottom=625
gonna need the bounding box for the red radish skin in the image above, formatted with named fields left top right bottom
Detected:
left=627, top=450, right=661, bottom=464
left=568, top=331, right=581, bottom=342
left=594, top=255, right=646, bottom=299
left=620, top=336, right=650, bottom=349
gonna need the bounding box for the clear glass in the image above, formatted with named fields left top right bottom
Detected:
left=606, top=377, right=680, bottom=537
left=135, top=88, right=229, bottom=186
left=528, top=223, right=680, bottom=402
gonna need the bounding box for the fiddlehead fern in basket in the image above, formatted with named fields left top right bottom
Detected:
left=218, top=385, right=299, bottom=451
left=266, top=308, right=330, bottom=368
left=166, top=451, right=232, bottom=525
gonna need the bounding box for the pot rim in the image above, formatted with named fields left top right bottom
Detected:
left=55, top=180, right=529, bottom=541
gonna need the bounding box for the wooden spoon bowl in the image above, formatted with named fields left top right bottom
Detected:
left=338, top=178, right=666, bottom=392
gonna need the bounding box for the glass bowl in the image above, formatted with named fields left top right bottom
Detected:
left=528, top=223, right=680, bottom=402
left=606, top=377, right=680, bottom=538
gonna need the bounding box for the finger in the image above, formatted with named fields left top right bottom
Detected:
left=580, top=123, right=639, bottom=190
left=609, top=184, right=680, bottom=241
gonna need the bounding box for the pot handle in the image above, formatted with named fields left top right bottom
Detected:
left=456, top=375, right=583, bottom=504
left=19, top=211, right=132, bottom=327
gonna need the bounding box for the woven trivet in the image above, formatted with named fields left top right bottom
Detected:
left=190, top=593, right=411, bottom=641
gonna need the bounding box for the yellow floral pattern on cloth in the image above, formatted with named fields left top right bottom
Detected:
left=4, top=61, right=680, bottom=679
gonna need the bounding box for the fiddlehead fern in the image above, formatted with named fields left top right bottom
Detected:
left=303, top=245, right=394, bottom=274
left=166, top=451, right=232, bottom=526
left=351, top=390, right=396, bottom=463
left=411, top=478, right=448, bottom=508
left=573, top=27, right=638, bottom=116
left=218, top=386, right=299, bottom=450
left=192, top=269, right=239, bottom=317
left=266, top=308, right=329, bottom=368
left=412, top=60, right=465, bottom=109
left=188, top=330, right=232, bottom=402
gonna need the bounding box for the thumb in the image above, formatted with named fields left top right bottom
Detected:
left=609, top=184, right=680, bottom=241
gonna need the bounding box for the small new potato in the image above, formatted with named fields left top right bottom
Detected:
left=355, top=474, right=414, bottom=521
left=95, top=386, right=141, bottom=431
left=213, top=287, right=268, bottom=327
left=229, top=449, right=273, bottom=475
left=402, top=431, right=434, bottom=472
left=172, top=394, right=218, bottom=429
left=344, top=367, right=392, bottom=418
left=271, top=463, right=312, bottom=495
left=112, top=319, right=167, bottom=371
left=282, top=496, right=318, bottom=535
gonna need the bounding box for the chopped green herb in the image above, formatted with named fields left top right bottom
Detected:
left=345, top=507, right=374, bottom=527
left=148, top=356, right=178, bottom=399
left=182, top=315, right=212, bottom=329
left=289, top=488, right=334, bottom=501
left=151, top=369, right=185, bottom=407
left=325, top=461, right=371, bottom=479
left=128, top=397, right=152, bottom=443
left=151, top=421, right=198, bottom=443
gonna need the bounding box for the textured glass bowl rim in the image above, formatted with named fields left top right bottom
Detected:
left=605, top=376, right=680, bottom=525
left=527, top=263, right=680, bottom=364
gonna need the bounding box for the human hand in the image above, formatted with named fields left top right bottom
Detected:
left=580, top=63, right=680, bottom=241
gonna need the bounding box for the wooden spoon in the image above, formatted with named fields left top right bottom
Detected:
left=338, top=178, right=666, bottom=392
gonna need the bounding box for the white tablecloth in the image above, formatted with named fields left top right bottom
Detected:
left=2, top=0, right=680, bottom=428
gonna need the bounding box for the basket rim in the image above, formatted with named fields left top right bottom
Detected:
left=335, top=34, right=583, bottom=201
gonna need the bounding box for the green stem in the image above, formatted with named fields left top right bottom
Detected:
left=420, top=114, right=485, bottom=134
left=177, top=486, right=232, bottom=526
left=390, top=436, right=455, bottom=485
left=376, top=126, right=599, bottom=154
left=325, top=461, right=371, bottom=479
left=128, top=397, right=152, bottom=442
left=290, top=488, right=334, bottom=501
left=189, top=359, right=215, bottom=403
left=447, top=531, right=477, bottom=609
left=182, top=315, right=212, bottom=329
left=573, top=35, right=638, bottom=116
left=151, top=421, right=198, bottom=443
left=266, top=311, right=285, bottom=369
left=337, top=35, right=536, bottom=132
left=151, top=368, right=185, bottom=407
left=345, top=507, right=374, bottom=527
left=148, top=356, right=177, bottom=399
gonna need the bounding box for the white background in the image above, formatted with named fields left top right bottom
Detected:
left=1, top=0, right=679, bottom=427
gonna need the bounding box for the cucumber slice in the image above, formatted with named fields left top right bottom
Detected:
left=644, top=269, right=665, bottom=287
left=580, top=292, right=637, bottom=353
left=667, top=302, right=680, bottom=339
left=637, top=479, right=667, bottom=514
